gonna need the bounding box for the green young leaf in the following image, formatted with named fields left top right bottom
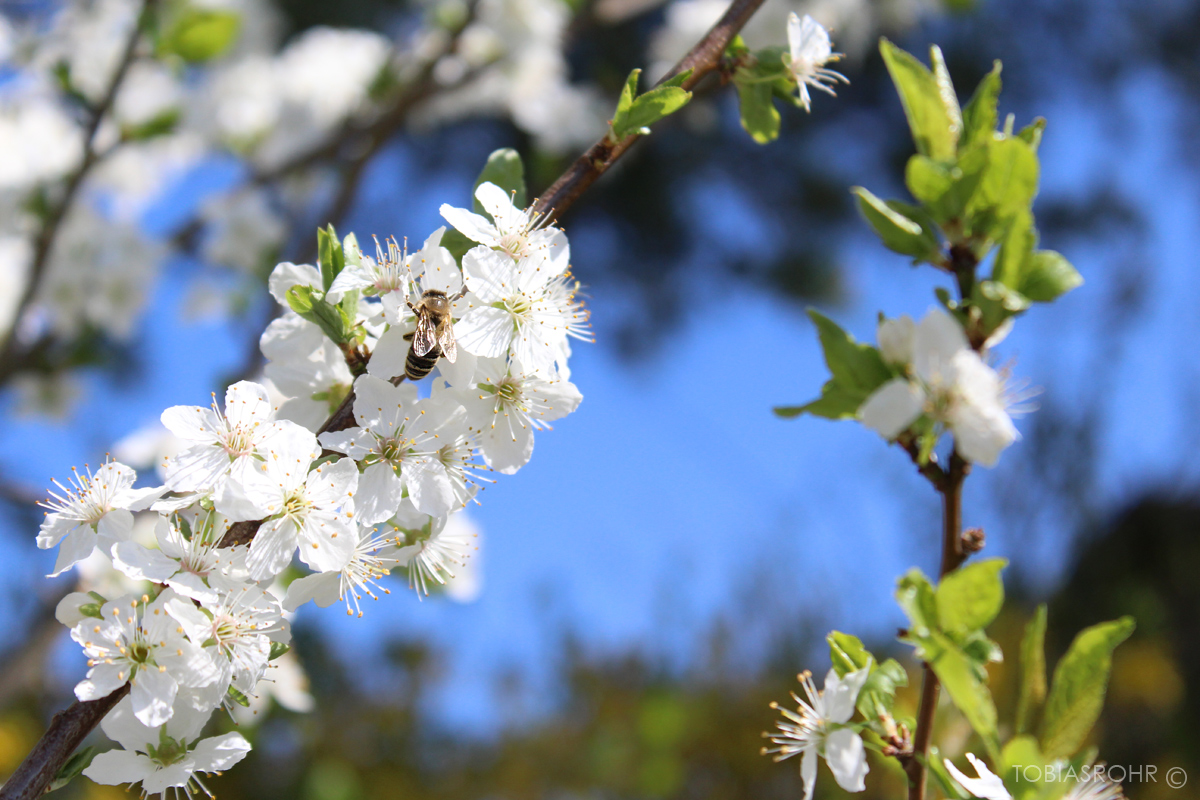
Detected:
left=610, top=68, right=692, bottom=140
left=286, top=285, right=348, bottom=344
left=960, top=61, right=1002, bottom=151
left=929, top=45, right=962, bottom=143
left=896, top=568, right=939, bottom=638
left=159, top=8, right=241, bottom=63
left=269, top=641, right=291, bottom=661
left=991, top=209, right=1035, bottom=290
left=1017, top=117, right=1047, bottom=151
left=936, top=558, right=1007, bottom=635
left=879, top=39, right=958, bottom=160
left=473, top=148, right=527, bottom=213
left=1040, top=616, right=1135, bottom=760
left=905, top=144, right=988, bottom=226
left=121, top=108, right=181, bottom=141
left=658, top=68, right=694, bottom=89
left=774, top=380, right=865, bottom=420
left=858, top=658, right=908, bottom=719
left=968, top=136, right=1040, bottom=232
left=828, top=631, right=873, bottom=676
left=317, top=224, right=344, bottom=292
left=1019, top=250, right=1082, bottom=302
left=1015, top=605, right=1048, bottom=736
left=807, top=309, right=893, bottom=397
left=48, top=746, right=97, bottom=792
left=999, top=735, right=1046, bottom=800
left=227, top=685, right=251, bottom=707
left=970, top=279, right=1031, bottom=338
left=736, top=80, right=781, bottom=144
left=929, top=632, right=1001, bottom=757
left=78, top=602, right=104, bottom=619
left=852, top=187, right=942, bottom=260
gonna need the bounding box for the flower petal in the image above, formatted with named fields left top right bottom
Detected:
left=825, top=728, right=869, bottom=793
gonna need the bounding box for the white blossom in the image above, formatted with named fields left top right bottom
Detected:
left=111, top=513, right=248, bottom=605
left=762, top=668, right=870, bottom=800
left=319, top=374, right=466, bottom=520
left=440, top=181, right=568, bottom=271
left=83, top=695, right=250, bottom=798
left=784, top=13, right=849, bottom=112
left=454, top=244, right=590, bottom=375
left=944, top=755, right=1125, bottom=800
left=71, top=590, right=221, bottom=727
left=159, top=381, right=284, bottom=508
left=458, top=357, right=581, bottom=474
left=393, top=510, right=478, bottom=597
left=284, top=527, right=404, bottom=617
left=239, top=426, right=358, bottom=580
left=37, top=460, right=162, bottom=577
left=859, top=309, right=1019, bottom=467
left=166, top=585, right=289, bottom=698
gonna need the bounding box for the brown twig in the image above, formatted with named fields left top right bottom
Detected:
left=532, top=0, right=767, bottom=221
left=0, top=1, right=153, bottom=384
left=0, top=686, right=129, bottom=800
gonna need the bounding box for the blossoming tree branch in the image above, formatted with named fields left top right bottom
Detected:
left=765, top=34, right=1133, bottom=800
left=0, top=0, right=802, bottom=797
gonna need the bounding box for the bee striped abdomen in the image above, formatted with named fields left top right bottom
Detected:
left=405, top=342, right=441, bottom=380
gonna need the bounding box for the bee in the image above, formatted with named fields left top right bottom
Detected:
left=402, top=286, right=467, bottom=380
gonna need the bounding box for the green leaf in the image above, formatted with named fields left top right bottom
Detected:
left=227, top=685, right=251, bottom=707
left=269, top=641, right=291, bottom=661
left=1000, top=735, right=1046, bottom=800
left=971, top=279, right=1030, bottom=338
left=1017, top=117, right=1046, bottom=151
left=473, top=148, right=527, bottom=213
left=1015, top=605, right=1048, bottom=736
left=658, top=68, right=694, bottom=89
left=317, top=224, right=344, bottom=292
left=828, top=631, right=873, bottom=675
left=960, top=61, right=1002, bottom=151
left=774, top=380, right=864, bottom=420
left=286, top=285, right=348, bottom=344
left=991, top=210, right=1035, bottom=290
left=936, top=558, right=1007, bottom=634
left=807, top=309, right=893, bottom=396
left=159, top=8, right=241, bottom=63
left=48, top=746, right=97, bottom=792
left=610, top=68, right=692, bottom=140
left=78, top=602, right=104, bottom=619
left=896, top=568, right=939, bottom=638
left=929, top=45, right=962, bottom=144
left=1041, top=616, right=1135, bottom=760
left=1019, top=250, right=1082, bottom=302
left=121, top=108, right=181, bottom=141
left=858, top=658, right=908, bottom=719
left=736, top=80, right=780, bottom=144
left=929, top=632, right=1000, bottom=757
left=879, top=39, right=958, bottom=160
left=969, top=137, right=1040, bottom=230
left=852, top=187, right=942, bottom=260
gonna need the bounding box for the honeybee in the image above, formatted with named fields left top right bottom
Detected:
left=403, top=286, right=467, bottom=380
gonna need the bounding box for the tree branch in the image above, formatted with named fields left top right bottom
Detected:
left=531, top=0, right=766, bottom=221
left=0, top=686, right=129, bottom=800
left=0, top=0, right=153, bottom=381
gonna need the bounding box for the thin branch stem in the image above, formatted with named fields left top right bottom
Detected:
left=0, top=0, right=152, bottom=380
left=532, top=0, right=766, bottom=221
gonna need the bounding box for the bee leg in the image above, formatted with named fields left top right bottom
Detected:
left=450, top=285, right=468, bottom=301
left=402, top=331, right=414, bottom=342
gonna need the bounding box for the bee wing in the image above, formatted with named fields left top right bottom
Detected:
left=438, top=321, right=457, bottom=363
left=411, top=312, right=439, bottom=357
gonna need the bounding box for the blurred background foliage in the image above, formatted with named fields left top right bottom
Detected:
left=3, top=0, right=1200, bottom=797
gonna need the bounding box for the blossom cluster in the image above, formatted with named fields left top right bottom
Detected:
left=34, top=183, right=587, bottom=796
